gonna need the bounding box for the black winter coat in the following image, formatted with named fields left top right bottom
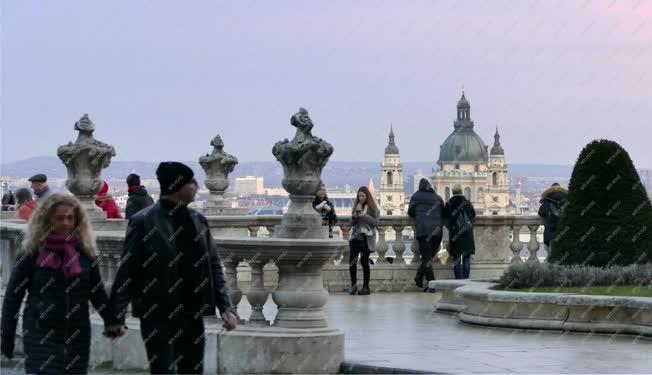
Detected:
left=537, top=186, right=568, bottom=246
left=110, top=199, right=234, bottom=324
left=443, top=195, right=476, bottom=258
left=125, top=187, right=155, bottom=219
left=408, top=178, right=444, bottom=239
left=313, top=198, right=337, bottom=237
left=1, top=250, right=118, bottom=374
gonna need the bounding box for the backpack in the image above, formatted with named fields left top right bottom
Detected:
left=450, top=205, right=473, bottom=235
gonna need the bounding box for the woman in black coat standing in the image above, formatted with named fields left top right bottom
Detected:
left=313, top=183, right=338, bottom=238
left=1, top=194, right=125, bottom=374
left=443, top=184, right=476, bottom=279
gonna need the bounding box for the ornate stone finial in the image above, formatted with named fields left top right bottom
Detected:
left=199, top=134, right=239, bottom=215
left=272, top=107, right=334, bottom=238
left=57, top=114, right=116, bottom=219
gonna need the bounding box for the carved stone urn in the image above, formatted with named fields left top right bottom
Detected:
left=272, top=108, right=334, bottom=238
left=57, top=114, right=116, bottom=219
left=199, top=134, right=238, bottom=216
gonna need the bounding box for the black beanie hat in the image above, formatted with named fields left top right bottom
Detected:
left=156, top=162, right=195, bottom=195
left=126, top=173, right=141, bottom=187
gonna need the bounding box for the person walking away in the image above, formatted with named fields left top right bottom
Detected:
left=125, top=173, right=155, bottom=219
left=538, top=182, right=568, bottom=255
left=15, top=188, right=38, bottom=221
left=110, top=161, right=238, bottom=374
left=408, top=178, right=444, bottom=291
left=29, top=174, right=55, bottom=204
left=95, top=181, right=123, bottom=219
left=443, top=184, right=476, bottom=279
left=349, top=186, right=380, bottom=296
left=1, top=194, right=124, bottom=374
left=313, top=183, right=337, bottom=238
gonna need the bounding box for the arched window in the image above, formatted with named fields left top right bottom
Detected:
left=492, top=211, right=498, bottom=215
left=492, top=172, right=498, bottom=186
left=387, top=171, right=393, bottom=186
left=464, top=187, right=472, bottom=201
left=387, top=210, right=393, bottom=216
left=445, top=187, right=451, bottom=201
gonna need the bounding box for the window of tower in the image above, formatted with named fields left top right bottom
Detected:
left=387, top=171, right=393, bottom=185
left=492, top=172, right=498, bottom=186
left=387, top=210, right=393, bottom=215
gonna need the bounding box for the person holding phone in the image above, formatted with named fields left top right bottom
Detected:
left=1, top=194, right=124, bottom=374
left=348, top=186, right=380, bottom=295
left=313, top=183, right=338, bottom=238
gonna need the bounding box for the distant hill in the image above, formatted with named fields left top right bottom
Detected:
left=2, top=156, right=644, bottom=193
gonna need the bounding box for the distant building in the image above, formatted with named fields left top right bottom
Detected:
left=431, top=93, right=510, bottom=215
left=379, top=127, right=406, bottom=216
left=234, top=176, right=265, bottom=195
left=412, top=169, right=426, bottom=194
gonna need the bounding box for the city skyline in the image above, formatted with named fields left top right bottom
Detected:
left=2, top=1, right=651, bottom=169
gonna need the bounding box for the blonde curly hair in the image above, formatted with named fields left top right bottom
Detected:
left=22, top=193, right=97, bottom=257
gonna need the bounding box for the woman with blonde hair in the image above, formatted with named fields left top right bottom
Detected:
left=1, top=194, right=124, bottom=374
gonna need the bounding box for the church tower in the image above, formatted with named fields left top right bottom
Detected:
left=485, top=127, right=510, bottom=215
left=379, top=126, right=405, bottom=215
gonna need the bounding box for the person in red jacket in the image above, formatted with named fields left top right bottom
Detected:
left=15, top=188, right=38, bottom=221
left=95, top=181, right=123, bottom=219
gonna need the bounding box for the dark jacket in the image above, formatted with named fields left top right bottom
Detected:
left=313, top=197, right=337, bottom=237
left=125, top=186, right=155, bottom=219
left=537, top=186, right=568, bottom=246
left=443, top=194, right=476, bottom=258
left=408, top=179, right=444, bottom=239
left=1, top=250, right=118, bottom=374
left=110, top=199, right=234, bottom=324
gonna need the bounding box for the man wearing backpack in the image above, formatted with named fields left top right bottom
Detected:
left=443, top=184, right=476, bottom=279
left=538, top=182, right=568, bottom=254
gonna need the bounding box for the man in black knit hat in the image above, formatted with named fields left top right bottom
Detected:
left=111, top=161, right=238, bottom=374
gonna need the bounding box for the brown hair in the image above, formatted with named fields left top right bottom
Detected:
left=353, top=186, right=378, bottom=217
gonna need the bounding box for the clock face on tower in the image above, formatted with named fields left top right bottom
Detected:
left=387, top=195, right=392, bottom=202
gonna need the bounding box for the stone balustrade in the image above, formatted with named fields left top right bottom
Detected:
left=1, top=215, right=545, bottom=293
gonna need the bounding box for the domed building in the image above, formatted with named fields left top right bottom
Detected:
left=431, top=93, right=509, bottom=215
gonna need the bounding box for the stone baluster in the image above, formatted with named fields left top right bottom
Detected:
left=246, top=256, right=270, bottom=326
left=375, top=226, right=388, bottom=263
left=509, top=225, right=523, bottom=264
left=248, top=226, right=260, bottom=238
left=222, top=257, right=243, bottom=317
left=340, top=225, right=351, bottom=265
left=443, top=241, right=454, bottom=266
left=265, top=225, right=275, bottom=238
left=392, top=225, right=406, bottom=264
left=527, top=225, right=541, bottom=263
left=411, top=225, right=421, bottom=264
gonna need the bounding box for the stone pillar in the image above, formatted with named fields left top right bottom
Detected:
left=265, top=225, right=275, bottom=238
left=248, top=226, right=260, bottom=238
left=527, top=225, right=540, bottom=263
left=375, top=227, right=388, bottom=263
left=340, top=225, right=351, bottom=265
left=510, top=225, right=523, bottom=264
left=246, top=259, right=270, bottom=326
left=411, top=224, right=421, bottom=263
left=199, top=134, right=238, bottom=216
left=57, top=114, right=116, bottom=220
left=222, top=258, right=243, bottom=316
left=392, top=225, right=406, bottom=264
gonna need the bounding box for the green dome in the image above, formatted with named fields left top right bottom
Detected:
left=438, top=127, right=489, bottom=163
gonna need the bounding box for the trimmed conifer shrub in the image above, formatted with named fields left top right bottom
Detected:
left=548, top=139, right=652, bottom=266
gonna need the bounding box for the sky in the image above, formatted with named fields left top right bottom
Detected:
left=1, top=0, right=651, bottom=169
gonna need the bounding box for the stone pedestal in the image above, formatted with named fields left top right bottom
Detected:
left=217, top=326, right=344, bottom=374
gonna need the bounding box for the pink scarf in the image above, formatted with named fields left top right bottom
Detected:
left=36, top=234, right=82, bottom=279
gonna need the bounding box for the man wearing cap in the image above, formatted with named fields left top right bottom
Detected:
left=28, top=174, right=54, bottom=204
left=110, top=161, right=238, bottom=374
left=125, top=173, right=155, bottom=219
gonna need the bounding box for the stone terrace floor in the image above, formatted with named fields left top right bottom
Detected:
left=242, top=292, right=650, bottom=374
left=2, top=292, right=650, bottom=374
